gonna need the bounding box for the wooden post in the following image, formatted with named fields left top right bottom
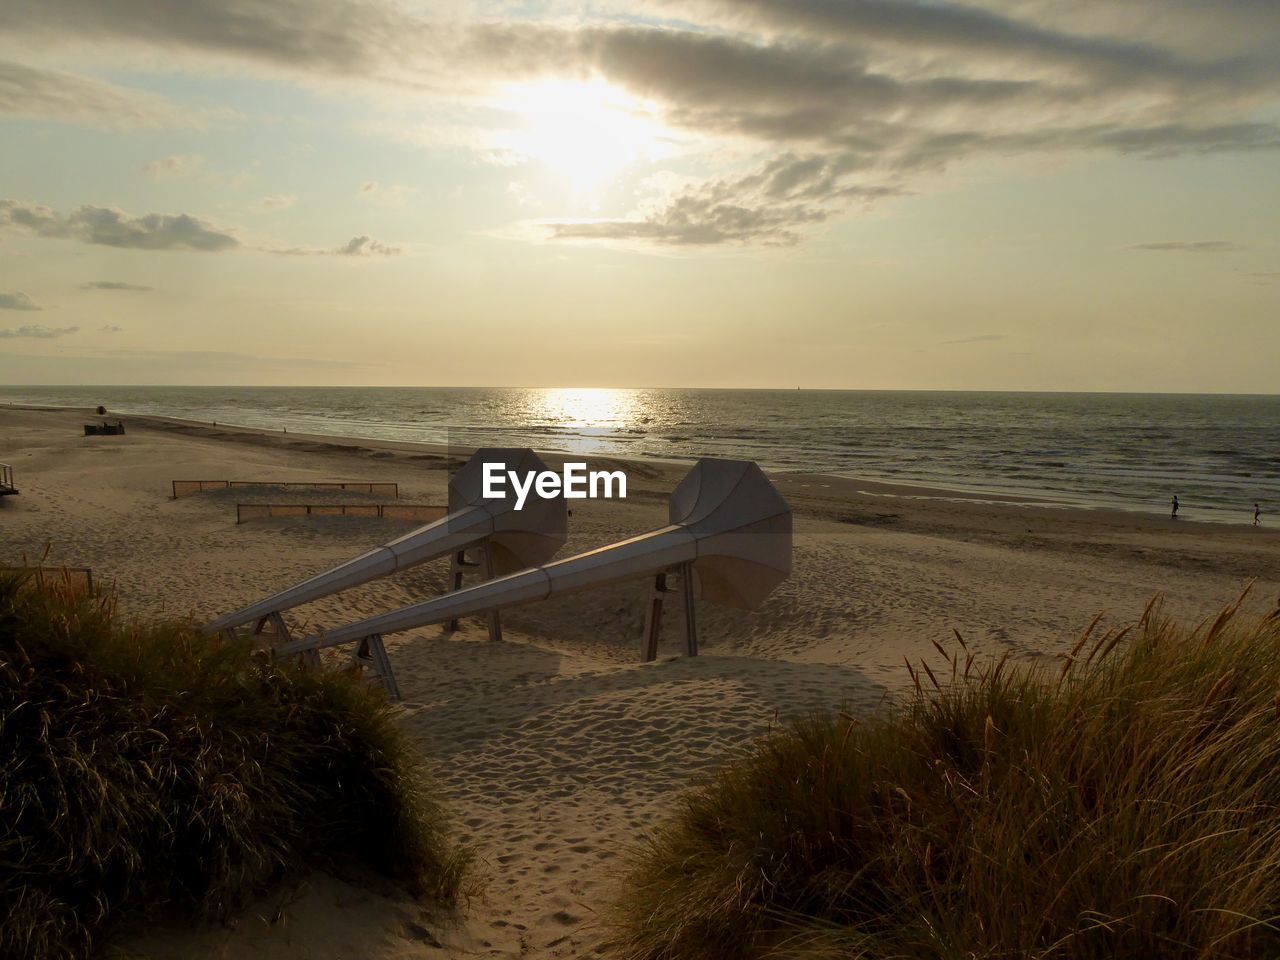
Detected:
left=444, top=549, right=466, bottom=631
left=480, top=540, right=503, bottom=643
left=641, top=571, right=668, bottom=662
left=355, top=634, right=401, bottom=700
left=445, top=548, right=485, bottom=634
left=679, top=562, right=698, bottom=657
left=269, top=610, right=292, bottom=644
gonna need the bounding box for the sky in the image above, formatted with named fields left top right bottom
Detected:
left=0, top=0, right=1277, bottom=391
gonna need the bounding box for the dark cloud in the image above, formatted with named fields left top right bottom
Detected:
left=81, top=280, right=153, bottom=291
left=99, top=324, right=124, bottom=333
left=0, top=0, right=417, bottom=79
left=0, top=200, right=239, bottom=251
left=266, top=235, right=401, bottom=257
left=0, top=290, right=41, bottom=311
left=0, top=58, right=190, bottom=129
left=0, top=324, right=78, bottom=338
left=657, top=0, right=1265, bottom=90
left=1127, top=241, right=1246, bottom=253
left=1095, top=122, right=1280, bottom=156
left=337, top=235, right=399, bottom=256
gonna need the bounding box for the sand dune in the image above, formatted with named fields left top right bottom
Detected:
left=3, top=405, right=1279, bottom=958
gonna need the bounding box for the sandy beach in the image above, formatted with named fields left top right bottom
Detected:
left=3, top=404, right=1279, bottom=960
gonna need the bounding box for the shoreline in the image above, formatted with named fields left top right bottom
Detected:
left=5, top=400, right=1263, bottom=530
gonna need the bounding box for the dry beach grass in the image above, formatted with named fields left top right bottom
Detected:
left=610, top=594, right=1280, bottom=960
left=0, top=573, right=472, bottom=960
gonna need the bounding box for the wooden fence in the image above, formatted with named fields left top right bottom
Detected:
left=235, top=503, right=446, bottom=524
left=173, top=479, right=399, bottom=499
left=0, top=566, right=95, bottom=594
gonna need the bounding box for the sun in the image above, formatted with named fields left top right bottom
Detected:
left=494, top=78, right=671, bottom=193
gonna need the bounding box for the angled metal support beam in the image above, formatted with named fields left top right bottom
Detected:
left=204, top=448, right=567, bottom=637
left=302, top=459, right=791, bottom=666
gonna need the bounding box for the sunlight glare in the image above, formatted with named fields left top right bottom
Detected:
left=539, top=387, right=637, bottom=429
left=494, top=78, right=671, bottom=193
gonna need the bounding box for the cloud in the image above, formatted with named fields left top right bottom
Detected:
left=81, top=280, right=153, bottom=291
left=478, top=16, right=1280, bottom=244
left=1128, top=241, right=1246, bottom=253
left=656, top=0, right=1262, bottom=89
left=143, top=154, right=203, bottom=179
left=0, top=58, right=196, bottom=129
left=99, top=324, right=124, bottom=333
left=0, top=200, right=239, bottom=251
left=266, top=234, right=402, bottom=257
left=942, top=333, right=1006, bottom=345
left=551, top=155, right=902, bottom=246
left=3, top=0, right=1279, bottom=246
left=0, top=290, right=41, bottom=311
left=253, top=194, right=297, bottom=211
left=337, top=234, right=399, bottom=256
left=0, top=0, right=426, bottom=82
left=0, top=324, right=78, bottom=339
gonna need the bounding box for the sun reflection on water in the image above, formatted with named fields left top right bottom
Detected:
left=538, top=387, right=637, bottom=428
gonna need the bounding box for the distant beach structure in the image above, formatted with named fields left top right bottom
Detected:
left=84, top=421, right=126, bottom=436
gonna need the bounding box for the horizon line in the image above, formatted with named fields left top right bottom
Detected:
left=3, top=385, right=1280, bottom=399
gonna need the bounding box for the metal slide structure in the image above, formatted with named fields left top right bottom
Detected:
left=205, top=448, right=568, bottom=695
left=279, top=459, right=791, bottom=691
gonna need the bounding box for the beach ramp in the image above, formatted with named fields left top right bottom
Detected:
left=204, top=448, right=568, bottom=693
left=283, top=459, right=791, bottom=692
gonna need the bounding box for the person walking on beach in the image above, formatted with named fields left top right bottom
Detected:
left=1255, top=503, right=1262, bottom=526
left=1171, top=495, right=1179, bottom=520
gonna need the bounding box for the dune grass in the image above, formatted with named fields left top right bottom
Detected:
left=612, top=593, right=1280, bottom=960
left=0, top=572, right=473, bottom=960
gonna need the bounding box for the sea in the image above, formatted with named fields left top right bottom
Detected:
left=2, top=386, right=1276, bottom=523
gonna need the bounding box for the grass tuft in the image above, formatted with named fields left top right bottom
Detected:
left=0, top=572, right=473, bottom=960
left=611, top=592, right=1280, bottom=960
